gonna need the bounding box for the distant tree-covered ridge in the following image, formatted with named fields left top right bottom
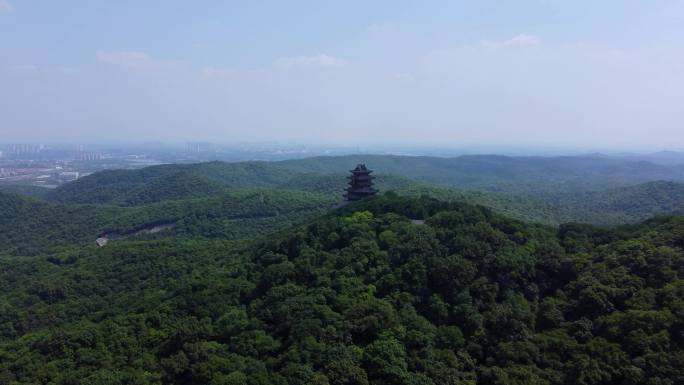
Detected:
left=36, top=155, right=684, bottom=226
left=46, top=155, right=684, bottom=204
left=539, top=180, right=684, bottom=226
left=0, top=194, right=682, bottom=384
left=0, top=184, right=51, bottom=199
left=0, top=188, right=335, bottom=255
left=4, top=154, right=684, bottom=256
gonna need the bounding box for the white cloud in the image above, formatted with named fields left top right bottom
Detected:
left=482, top=34, right=541, bottom=49
left=5, top=64, right=79, bottom=75
left=201, top=66, right=235, bottom=78
left=96, top=50, right=154, bottom=68
left=0, top=0, right=13, bottom=13
left=7, top=64, right=37, bottom=71
left=53, top=66, right=79, bottom=75
left=393, top=72, right=415, bottom=82
left=273, top=54, right=348, bottom=69
left=367, top=22, right=396, bottom=34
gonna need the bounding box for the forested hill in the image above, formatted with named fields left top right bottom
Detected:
left=45, top=154, right=684, bottom=204
left=45, top=163, right=296, bottom=205
left=37, top=155, right=684, bottom=228
left=1, top=194, right=683, bottom=384
left=0, top=192, right=120, bottom=254
left=0, top=189, right=335, bottom=255
left=0, top=184, right=50, bottom=199
left=543, top=181, right=684, bottom=226
left=278, top=154, right=684, bottom=192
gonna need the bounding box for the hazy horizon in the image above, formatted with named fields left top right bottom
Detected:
left=4, top=140, right=684, bottom=158
left=2, top=1, right=683, bottom=149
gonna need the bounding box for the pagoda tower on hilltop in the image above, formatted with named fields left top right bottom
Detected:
left=344, top=164, right=378, bottom=201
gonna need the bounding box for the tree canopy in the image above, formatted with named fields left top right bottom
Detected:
left=1, top=194, right=683, bottom=384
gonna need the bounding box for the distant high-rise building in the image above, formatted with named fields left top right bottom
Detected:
left=185, top=142, right=214, bottom=153
left=75, top=152, right=102, bottom=161
left=0, top=168, right=15, bottom=177
left=71, top=144, right=102, bottom=161
left=3, top=144, right=42, bottom=156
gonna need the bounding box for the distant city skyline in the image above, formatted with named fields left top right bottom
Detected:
left=1, top=1, right=684, bottom=149
left=3, top=140, right=684, bottom=158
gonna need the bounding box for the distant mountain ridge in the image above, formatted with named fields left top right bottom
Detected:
left=4, top=154, right=684, bottom=255
left=0, top=188, right=335, bottom=255
left=276, top=154, right=684, bottom=193
left=46, top=154, right=684, bottom=205
left=38, top=155, right=684, bottom=226
left=543, top=180, right=684, bottom=225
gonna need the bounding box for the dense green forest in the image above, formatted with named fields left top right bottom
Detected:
left=1, top=194, right=683, bottom=384
left=0, top=188, right=335, bottom=255
left=5, top=156, right=684, bottom=257
left=4, top=179, right=683, bottom=256
left=46, top=155, right=684, bottom=204
left=277, top=154, right=684, bottom=194
left=43, top=157, right=684, bottom=221
left=2, top=157, right=684, bottom=383
left=0, top=156, right=684, bottom=255
left=539, top=181, right=684, bottom=226
left=0, top=184, right=50, bottom=199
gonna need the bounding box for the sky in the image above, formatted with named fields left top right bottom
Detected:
left=1, top=0, right=683, bottom=150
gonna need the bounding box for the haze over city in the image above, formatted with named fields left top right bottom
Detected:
left=1, top=0, right=683, bottom=149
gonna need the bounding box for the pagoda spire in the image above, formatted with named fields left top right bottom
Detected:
left=344, top=164, right=378, bottom=201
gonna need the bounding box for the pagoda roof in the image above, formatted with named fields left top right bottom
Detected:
left=350, top=164, right=373, bottom=173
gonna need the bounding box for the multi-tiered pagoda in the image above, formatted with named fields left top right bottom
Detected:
left=344, top=164, right=378, bottom=201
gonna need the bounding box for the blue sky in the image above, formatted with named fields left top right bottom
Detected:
left=1, top=0, right=683, bottom=149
